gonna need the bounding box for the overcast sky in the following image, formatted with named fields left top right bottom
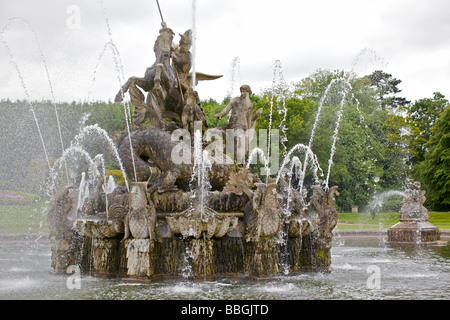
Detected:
left=1, top=0, right=450, bottom=104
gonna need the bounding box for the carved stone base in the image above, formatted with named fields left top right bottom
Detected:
left=125, top=238, right=155, bottom=277
left=244, top=238, right=280, bottom=277
left=90, top=238, right=123, bottom=276
left=298, top=233, right=332, bottom=272
left=388, top=221, right=441, bottom=244
left=50, top=233, right=83, bottom=273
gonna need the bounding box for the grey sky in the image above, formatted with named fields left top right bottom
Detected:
left=1, top=0, right=449, bottom=103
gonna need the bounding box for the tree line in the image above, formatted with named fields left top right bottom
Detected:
left=0, top=69, right=448, bottom=211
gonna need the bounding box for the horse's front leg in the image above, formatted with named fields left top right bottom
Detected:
left=114, top=76, right=148, bottom=102
left=114, top=78, right=132, bottom=102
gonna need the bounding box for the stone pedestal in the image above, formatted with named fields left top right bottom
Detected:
left=90, top=238, right=123, bottom=276
left=50, top=186, right=339, bottom=280
left=244, top=238, right=280, bottom=278
left=50, top=233, right=83, bottom=273
left=388, top=221, right=440, bottom=245
left=298, top=233, right=332, bottom=272
left=125, top=238, right=155, bottom=277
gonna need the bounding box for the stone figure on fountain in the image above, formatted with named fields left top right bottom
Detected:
left=215, top=84, right=262, bottom=158
left=399, top=181, right=428, bottom=221
left=310, top=186, right=340, bottom=249
left=172, top=29, right=193, bottom=93
left=215, top=84, right=262, bottom=131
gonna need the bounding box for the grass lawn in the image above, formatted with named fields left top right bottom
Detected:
left=0, top=203, right=49, bottom=234
left=337, top=211, right=450, bottom=230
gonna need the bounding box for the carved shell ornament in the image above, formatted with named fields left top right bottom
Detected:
left=223, top=168, right=254, bottom=198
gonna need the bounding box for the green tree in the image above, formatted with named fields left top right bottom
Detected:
left=415, top=105, right=450, bottom=210
left=407, top=92, right=449, bottom=163
left=364, top=70, right=412, bottom=190
left=287, top=69, right=388, bottom=210
left=201, top=98, right=228, bottom=128
left=327, top=103, right=384, bottom=211
left=368, top=70, right=410, bottom=111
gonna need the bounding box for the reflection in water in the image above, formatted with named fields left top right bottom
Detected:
left=0, top=237, right=448, bottom=300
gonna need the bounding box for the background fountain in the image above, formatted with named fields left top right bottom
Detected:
left=388, top=181, right=444, bottom=245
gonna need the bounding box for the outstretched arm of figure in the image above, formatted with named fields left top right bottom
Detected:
left=215, top=100, right=234, bottom=119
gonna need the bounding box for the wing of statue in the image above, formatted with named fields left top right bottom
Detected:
left=188, top=72, right=223, bottom=82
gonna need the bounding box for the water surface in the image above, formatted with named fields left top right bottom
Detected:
left=0, top=235, right=448, bottom=300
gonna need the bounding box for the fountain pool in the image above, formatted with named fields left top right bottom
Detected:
left=1, top=234, right=448, bottom=300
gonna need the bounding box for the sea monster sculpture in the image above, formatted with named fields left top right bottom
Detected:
left=123, top=182, right=157, bottom=241
left=310, top=185, right=340, bottom=249
left=117, top=128, right=231, bottom=192
left=244, top=178, right=282, bottom=242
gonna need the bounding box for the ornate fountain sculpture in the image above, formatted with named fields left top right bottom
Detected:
left=388, top=181, right=442, bottom=245
left=48, top=21, right=340, bottom=280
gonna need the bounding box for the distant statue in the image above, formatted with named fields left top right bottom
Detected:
left=400, top=181, right=429, bottom=221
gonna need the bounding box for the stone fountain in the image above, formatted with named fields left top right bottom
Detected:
left=47, top=21, right=340, bottom=280
left=388, top=181, right=443, bottom=245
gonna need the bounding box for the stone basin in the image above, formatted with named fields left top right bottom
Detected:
left=73, top=217, right=124, bottom=239
left=388, top=220, right=440, bottom=244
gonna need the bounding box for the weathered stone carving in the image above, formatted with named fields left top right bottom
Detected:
left=74, top=219, right=124, bottom=239
left=287, top=187, right=312, bottom=238
left=165, top=206, right=239, bottom=239
left=216, top=85, right=261, bottom=131
left=124, top=182, right=157, bottom=240
left=117, top=128, right=231, bottom=192
left=310, top=185, right=339, bottom=249
left=181, top=88, right=207, bottom=136
left=245, top=178, right=282, bottom=242
left=47, top=186, right=85, bottom=273
left=223, top=167, right=255, bottom=198
left=400, top=181, right=429, bottom=221
left=47, top=186, right=75, bottom=239
left=115, top=22, right=221, bottom=133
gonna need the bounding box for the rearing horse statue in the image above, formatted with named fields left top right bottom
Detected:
left=114, top=22, right=179, bottom=128
left=115, top=22, right=222, bottom=133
